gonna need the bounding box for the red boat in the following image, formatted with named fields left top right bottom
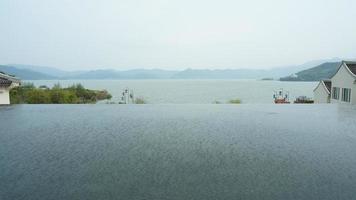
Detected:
left=273, top=89, right=290, bottom=104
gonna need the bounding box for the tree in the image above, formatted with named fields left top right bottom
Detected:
left=26, top=89, right=50, bottom=104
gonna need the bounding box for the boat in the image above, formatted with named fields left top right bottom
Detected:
left=273, top=89, right=290, bottom=104
left=294, top=96, right=314, bottom=104
left=119, top=88, right=134, bottom=104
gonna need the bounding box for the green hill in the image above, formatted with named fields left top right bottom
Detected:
left=280, top=62, right=341, bottom=81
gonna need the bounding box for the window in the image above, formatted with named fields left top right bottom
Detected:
left=332, top=87, right=340, bottom=100
left=341, top=88, right=351, bottom=102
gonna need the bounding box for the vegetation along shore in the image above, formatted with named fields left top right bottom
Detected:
left=10, top=83, right=112, bottom=104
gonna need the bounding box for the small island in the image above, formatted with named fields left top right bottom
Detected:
left=10, top=83, right=112, bottom=104
left=260, top=77, right=274, bottom=81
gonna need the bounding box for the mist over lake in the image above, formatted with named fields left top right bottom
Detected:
left=29, top=79, right=317, bottom=104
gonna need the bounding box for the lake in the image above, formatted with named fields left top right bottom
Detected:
left=28, top=79, right=317, bottom=104
left=1, top=104, right=356, bottom=200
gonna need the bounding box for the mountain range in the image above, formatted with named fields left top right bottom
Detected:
left=0, top=65, right=55, bottom=80
left=280, top=62, right=342, bottom=81
left=0, top=58, right=348, bottom=80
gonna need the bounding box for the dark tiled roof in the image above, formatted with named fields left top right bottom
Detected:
left=345, top=63, right=356, bottom=76
left=0, top=77, right=12, bottom=87
left=322, top=80, right=331, bottom=93
left=0, top=71, right=20, bottom=84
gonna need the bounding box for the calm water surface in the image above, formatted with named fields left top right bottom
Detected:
left=29, top=79, right=317, bottom=103
left=1, top=104, right=356, bottom=200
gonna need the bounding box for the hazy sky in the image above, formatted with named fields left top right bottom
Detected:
left=0, top=0, right=355, bottom=70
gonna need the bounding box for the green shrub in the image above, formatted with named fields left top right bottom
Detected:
left=134, top=97, right=146, bottom=104
left=26, top=89, right=51, bottom=104
left=228, top=98, right=241, bottom=104
left=10, top=83, right=112, bottom=104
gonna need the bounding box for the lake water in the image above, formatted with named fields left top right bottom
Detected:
left=1, top=104, right=356, bottom=200
left=28, top=79, right=317, bottom=104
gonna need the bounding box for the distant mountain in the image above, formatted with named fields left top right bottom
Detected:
left=1, top=58, right=349, bottom=80
left=9, top=64, right=86, bottom=78
left=292, top=58, right=343, bottom=71
left=129, top=58, right=346, bottom=79
left=10, top=64, right=68, bottom=77
left=66, top=69, right=121, bottom=79
left=66, top=69, right=178, bottom=79
left=0, top=65, right=56, bottom=80
left=170, top=65, right=324, bottom=79
left=64, top=67, right=301, bottom=80
left=117, top=69, right=178, bottom=79
left=280, top=62, right=341, bottom=81
left=171, top=69, right=265, bottom=79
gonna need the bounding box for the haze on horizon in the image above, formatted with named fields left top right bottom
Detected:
left=0, top=0, right=355, bottom=71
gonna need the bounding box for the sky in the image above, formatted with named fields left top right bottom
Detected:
left=0, top=0, right=355, bottom=70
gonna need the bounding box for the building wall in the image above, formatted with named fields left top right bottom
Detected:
left=331, top=64, right=356, bottom=105
left=0, top=87, right=10, bottom=105
left=313, top=82, right=330, bottom=103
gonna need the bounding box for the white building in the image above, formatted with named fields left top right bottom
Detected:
left=329, top=61, right=356, bottom=105
left=0, top=72, right=21, bottom=105
left=313, top=80, right=331, bottom=103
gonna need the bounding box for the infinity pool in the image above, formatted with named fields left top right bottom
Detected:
left=1, top=104, right=356, bottom=200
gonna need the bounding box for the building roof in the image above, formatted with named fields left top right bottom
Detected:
left=322, top=80, right=331, bottom=93
left=313, top=79, right=331, bottom=94
left=341, top=61, right=356, bottom=78
left=0, top=72, right=20, bottom=82
left=330, top=61, right=356, bottom=80
left=0, top=72, right=20, bottom=87
left=345, top=63, right=356, bottom=76
left=0, top=77, right=13, bottom=87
